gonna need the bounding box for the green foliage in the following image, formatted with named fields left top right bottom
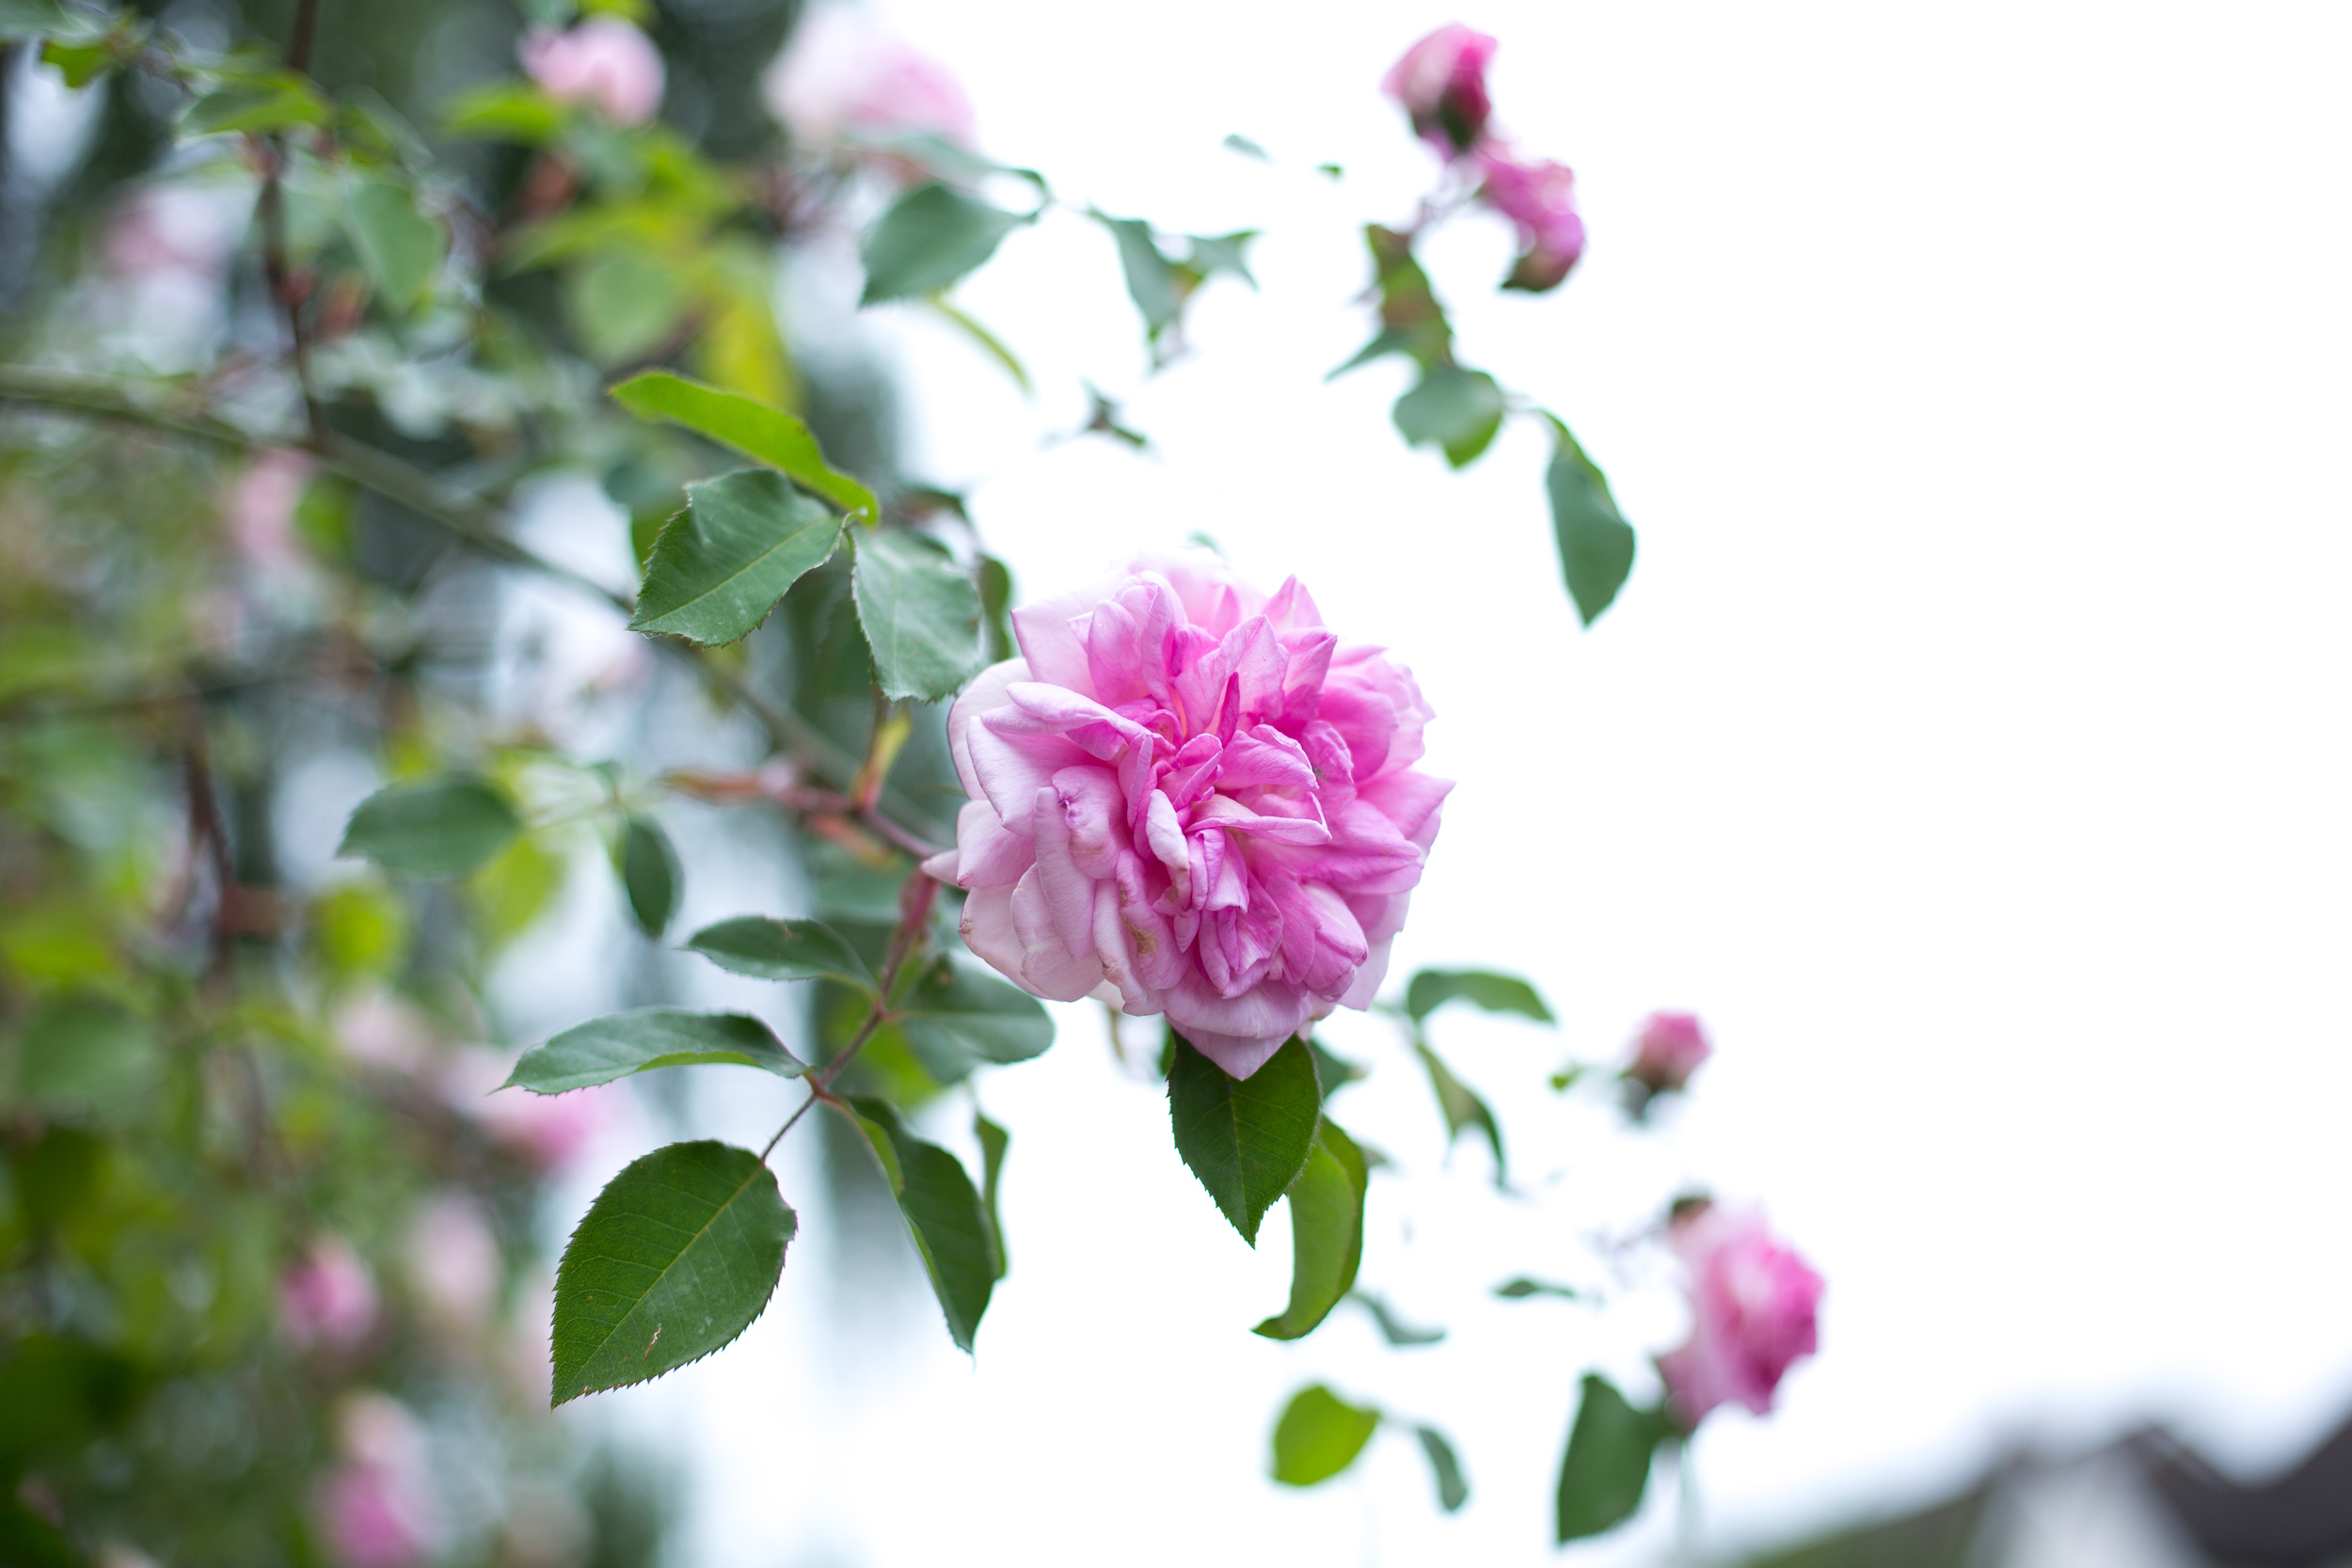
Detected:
left=844, top=1098, right=999, bottom=1352
left=569, top=252, right=692, bottom=364
left=1167, top=1032, right=1322, bottom=1246
left=860, top=182, right=1029, bottom=304
left=1354, top=1291, right=1446, bottom=1346
left=610, top=372, right=879, bottom=524
left=338, top=775, right=524, bottom=879
left=685, top=915, right=876, bottom=990
left=1413, top=1039, right=1506, bottom=1182
left=1544, top=418, right=1638, bottom=627
left=342, top=174, right=445, bottom=310
left=628, top=469, right=845, bottom=645
left=894, top=952, right=1056, bottom=1071
left=551, top=1141, right=797, bottom=1405
left=182, top=77, right=330, bottom=135
left=618, top=815, right=682, bottom=936
left=974, top=1109, right=1010, bottom=1279
left=0, top=1, right=78, bottom=41
left=1269, top=1385, right=1381, bottom=1486
left=1415, top=1425, right=1471, bottom=1513
left=1404, top=967, right=1554, bottom=1023
left=1096, top=213, right=1260, bottom=356
left=1254, top=1118, right=1368, bottom=1340
left=1393, top=366, right=1506, bottom=468
left=850, top=528, right=985, bottom=703
left=1332, top=225, right=1454, bottom=374
left=504, top=1009, right=806, bottom=1094
left=1556, top=1374, right=1668, bottom=1542
left=1496, top=1276, right=1581, bottom=1301
left=14, top=997, right=156, bottom=1124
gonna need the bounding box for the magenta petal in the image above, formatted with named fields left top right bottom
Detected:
left=940, top=799, right=1034, bottom=889
left=968, top=716, right=1083, bottom=833
left=1005, top=870, right=1107, bottom=1001
left=946, top=658, right=1028, bottom=800
left=1030, top=784, right=1103, bottom=960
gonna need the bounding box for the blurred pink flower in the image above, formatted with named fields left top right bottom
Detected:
left=102, top=183, right=245, bottom=280
left=1658, top=1205, right=1823, bottom=1425
left=1382, top=24, right=1499, bottom=159
left=278, top=1235, right=378, bottom=1354
left=230, top=448, right=312, bottom=567
left=1475, top=146, right=1587, bottom=291
left=518, top=19, right=665, bottom=126
left=1627, top=1009, right=1711, bottom=1095
left=763, top=8, right=976, bottom=153
left=319, top=1394, right=437, bottom=1568
left=332, top=989, right=437, bottom=1075
left=444, top=1049, right=609, bottom=1171
left=403, top=1193, right=501, bottom=1337
left=927, top=552, right=1451, bottom=1080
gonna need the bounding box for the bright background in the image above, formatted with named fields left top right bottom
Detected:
left=525, top=4, right=2352, bottom=1563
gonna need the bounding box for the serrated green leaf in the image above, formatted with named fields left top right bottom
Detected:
left=896, top=952, right=1054, bottom=1073
left=860, top=182, right=1026, bottom=304
left=1270, top=1385, right=1381, bottom=1486
left=684, top=914, right=872, bottom=990
left=850, top=528, right=983, bottom=702
left=1545, top=420, right=1637, bottom=627
left=1405, top=968, right=1554, bottom=1023
left=628, top=468, right=842, bottom=645
left=505, top=1009, right=804, bottom=1095
left=1354, top=1291, right=1447, bottom=1346
left=974, top=1109, right=1009, bottom=1280
left=617, top=815, right=680, bottom=937
left=1416, top=1425, right=1471, bottom=1513
left=1254, top=1118, right=1367, bottom=1340
left=337, top=776, right=522, bottom=879
left=1556, top=1374, right=1666, bottom=1542
left=844, top=1098, right=997, bottom=1352
left=610, top=371, right=877, bottom=525
left=1393, top=365, right=1506, bottom=468
left=343, top=175, right=444, bottom=310
left=1413, top=1039, right=1506, bottom=1183
left=1167, top=1032, right=1322, bottom=1246
left=550, top=1141, right=794, bottom=1405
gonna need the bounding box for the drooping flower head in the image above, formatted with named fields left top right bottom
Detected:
left=1627, top=1009, right=1711, bottom=1096
left=1382, top=24, right=1500, bottom=159
left=764, top=8, right=977, bottom=154
left=1476, top=146, right=1587, bottom=292
left=1658, top=1204, right=1823, bottom=1425
left=518, top=19, right=666, bottom=127
left=927, top=552, right=1451, bottom=1079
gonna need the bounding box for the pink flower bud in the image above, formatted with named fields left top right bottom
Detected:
left=1658, top=1205, right=1823, bottom=1425
left=1627, top=1009, right=1711, bottom=1095
left=1382, top=24, right=1499, bottom=159
left=930, top=553, right=1452, bottom=1080
left=278, top=1235, right=379, bottom=1354
left=518, top=19, right=665, bottom=127
left=1474, top=147, right=1587, bottom=292
left=763, top=9, right=977, bottom=154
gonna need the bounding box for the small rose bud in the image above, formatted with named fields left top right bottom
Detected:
left=1475, top=147, right=1587, bottom=292
left=1658, top=1204, right=1823, bottom=1426
left=518, top=19, right=665, bottom=127
left=1626, top=1009, right=1711, bottom=1096
left=1382, top=24, right=1500, bottom=159
left=763, top=10, right=977, bottom=157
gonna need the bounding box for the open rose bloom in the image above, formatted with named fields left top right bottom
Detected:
left=1659, top=1205, right=1823, bottom=1425
left=518, top=19, right=665, bottom=126
left=925, top=553, right=1451, bottom=1079
left=1381, top=23, right=1498, bottom=158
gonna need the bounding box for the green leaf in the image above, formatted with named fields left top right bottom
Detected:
left=684, top=915, right=874, bottom=990
left=610, top=371, right=878, bottom=525
left=974, top=1110, right=1009, bottom=1280
left=338, top=775, right=522, bottom=879
left=1416, top=1425, right=1470, bottom=1512
left=1556, top=1374, right=1667, bottom=1542
left=505, top=1009, right=805, bottom=1095
left=1545, top=419, right=1637, bottom=627
left=1328, top=225, right=1452, bottom=377
left=550, top=1141, right=795, bottom=1405
left=1413, top=1040, right=1506, bottom=1182
left=1308, top=1039, right=1366, bottom=1099
left=0, top=1, right=75, bottom=41
left=566, top=252, right=691, bottom=365
left=1496, top=1276, right=1581, bottom=1301
left=628, top=468, right=844, bottom=645
left=897, top=952, right=1055, bottom=1069
left=1405, top=968, right=1554, bottom=1023
left=16, top=998, right=155, bottom=1122
left=1185, top=230, right=1259, bottom=287
left=844, top=1097, right=998, bottom=1352
left=860, top=182, right=1027, bottom=305
left=343, top=175, right=444, bottom=310
left=1270, top=1385, right=1381, bottom=1486
left=850, top=529, right=983, bottom=703
left=617, top=815, right=680, bottom=937
left=1100, top=214, right=1181, bottom=336
left=37, top=35, right=113, bottom=87
left=183, top=78, right=330, bottom=135
left=439, top=81, right=567, bottom=143
left=1167, top=1032, right=1322, bottom=1246
left=1354, top=1291, right=1447, bottom=1346
left=1254, top=1119, right=1368, bottom=1340
left=1222, top=133, right=1269, bottom=160
left=1392, top=365, right=1506, bottom=468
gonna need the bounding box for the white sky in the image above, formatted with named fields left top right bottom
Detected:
left=545, top=4, right=2352, bottom=1564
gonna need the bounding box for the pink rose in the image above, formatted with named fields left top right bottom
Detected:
left=318, top=1394, right=437, bottom=1568
left=1382, top=24, right=1499, bottom=160
left=1475, top=146, right=1587, bottom=291
left=278, top=1236, right=378, bottom=1354
left=1627, top=1009, right=1711, bottom=1095
left=518, top=19, right=665, bottom=127
left=1658, top=1205, right=1823, bottom=1424
left=763, top=9, right=977, bottom=153
left=926, top=553, right=1451, bottom=1080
